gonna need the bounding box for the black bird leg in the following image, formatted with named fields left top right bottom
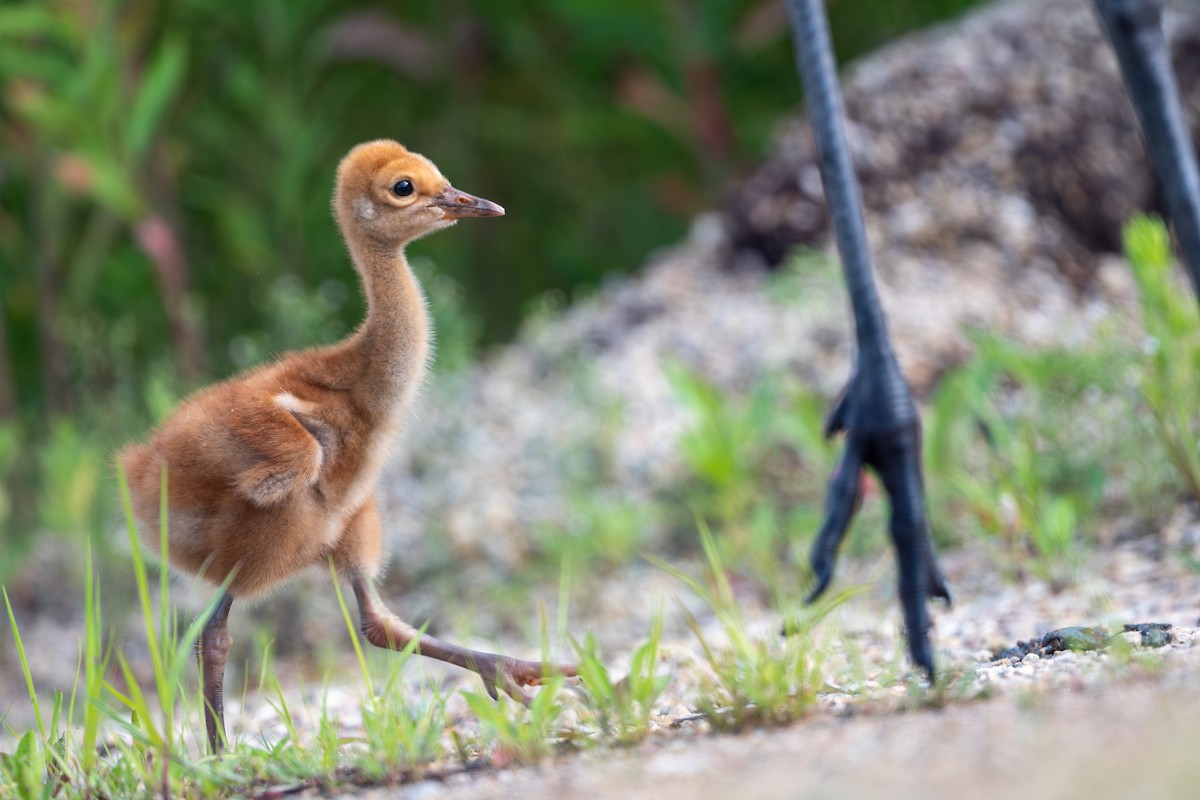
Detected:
left=1094, top=0, right=1200, bottom=294
left=784, top=0, right=950, bottom=679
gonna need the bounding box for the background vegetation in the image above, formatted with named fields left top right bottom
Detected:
left=0, top=0, right=983, bottom=558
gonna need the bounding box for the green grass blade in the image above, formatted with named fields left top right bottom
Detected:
left=3, top=587, right=45, bottom=742
left=330, top=560, right=374, bottom=698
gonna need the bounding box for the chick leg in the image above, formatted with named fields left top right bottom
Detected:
left=1094, top=0, right=1200, bottom=293
left=196, top=592, right=234, bottom=753
left=784, top=0, right=950, bottom=679
left=350, top=575, right=577, bottom=704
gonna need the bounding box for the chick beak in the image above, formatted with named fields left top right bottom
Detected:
left=434, top=185, right=505, bottom=219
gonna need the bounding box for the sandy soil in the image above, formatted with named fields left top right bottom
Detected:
left=295, top=537, right=1200, bottom=800
left=339, top=663, right=1199, bottom=800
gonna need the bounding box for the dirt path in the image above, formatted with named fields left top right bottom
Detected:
left=305, top=538, right=1200, bottom=800
left=6, top=540, right=1196, bottom=799
left=336, top=657, right=1200, bottom=800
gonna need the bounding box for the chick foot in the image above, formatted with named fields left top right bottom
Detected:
left=476, top=655, right=579, bottom=706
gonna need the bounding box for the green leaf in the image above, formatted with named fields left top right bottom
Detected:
left=1124, top=214, right=1172, bottom=276
left=76, top=153, right=142, bottom=219
left=0, top=48, right=74, bottom=85
left=3, top=588, right=45, bottom=742
left=126, top=38, right=187, bottom=158
left=0, top=6, right=65, bottom=39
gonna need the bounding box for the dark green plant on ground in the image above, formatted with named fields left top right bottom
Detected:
left=663, top=232, right=1185, bottom=589
left=924, top=337, right=1123, bottom=585
left=463, top=679, right=568, bottom=767
left=666, top=361, right=895, bottom=597
left=920, top=216, right=1195, bottom=583
left=667, top=361, right=786, bottom=527
left=651, top=521, right=837, bottom=731
left=1124, top=214, right=1200, bottom=500
left=571, top=614, right=671, bottom=746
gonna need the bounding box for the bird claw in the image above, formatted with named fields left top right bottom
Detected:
left=823, top=387, right=850, bottom=439
left=477, top=656, right=579, bottom=706
left=804, top=559, right=835, bottom=605
left=806, top=389, right=949, bottom=680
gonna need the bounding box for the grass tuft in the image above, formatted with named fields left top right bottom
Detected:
left=462, top=679, right=567, bottom=767
left=571, top=611, right=671, bottom=746
left=650, top=519, right=841, bottom=731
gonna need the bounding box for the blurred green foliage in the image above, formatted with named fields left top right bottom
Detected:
left=926, top=336, right=1127, bottom=586
left=1124, top=214, right=1200, bottom=499
left=665, top=361, right=838, bottom=594
left=0, top=0, right=988, bottom=397
left=579, top=229, right=1185, bottom=595
left=511, top=231, right=1185, bottom=602
left=654, top=328, right=1169, bottom=594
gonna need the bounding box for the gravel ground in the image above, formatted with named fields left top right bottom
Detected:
left=342, top=667, right=1200, bottom=800
left=237, top=535, right=1200, bottom=800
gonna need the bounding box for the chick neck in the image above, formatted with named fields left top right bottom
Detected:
left=343, top=232, right=431, bottom=420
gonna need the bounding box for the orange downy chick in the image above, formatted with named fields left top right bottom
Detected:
left=119, top=140, right=575, bottom=752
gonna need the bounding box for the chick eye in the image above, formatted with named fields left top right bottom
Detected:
left=392, top=179, right=414, bottom=197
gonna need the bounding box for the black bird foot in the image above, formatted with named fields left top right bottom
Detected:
left=804, top=377, right=951, bottom=680
left=784, top=0, right=949, bottom=682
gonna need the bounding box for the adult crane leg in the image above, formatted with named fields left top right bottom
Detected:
left=1094, top=0, right=1200, bottom=293
left=783, top=0, right=951, bottom=679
